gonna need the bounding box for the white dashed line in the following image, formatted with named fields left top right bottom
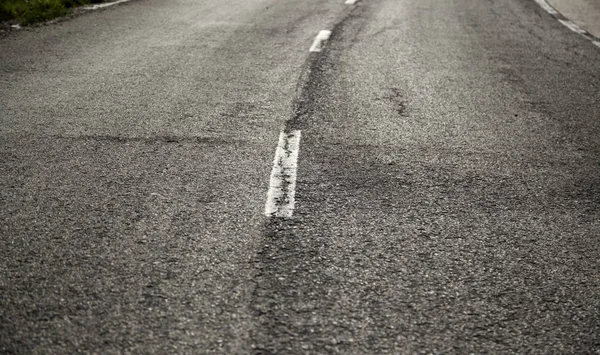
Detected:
left=84, top=0, right=131, bottom=10
left=594, top=41, right=600, bottom=48
left=265, top=131, right=302, bottom=218
left=266, top=27, right=332, bottom=217
left=534, top=0, right=558, bottom=15
left=345, top=0, right=358, bottom=4
left=309, top=30, right=332, bottom=52
left=558, top=19, right=587, bottom=34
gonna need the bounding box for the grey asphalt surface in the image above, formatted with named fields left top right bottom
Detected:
left=1, top=0, right=599, bottom=353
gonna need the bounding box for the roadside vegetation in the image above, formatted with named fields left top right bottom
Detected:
left=0, top=0, right=107, bottom=25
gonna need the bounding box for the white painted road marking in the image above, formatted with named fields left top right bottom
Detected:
left=309, top=30, right=332, bottom=52
left=534, top=0, right=558, bottom=15
left=265, top=131, right=301, bottom=218
left=84, top=0, right=131, bottom=10
left=345, top=0, right=358, bottom=4
left=559, top=19, right=587, bottom=34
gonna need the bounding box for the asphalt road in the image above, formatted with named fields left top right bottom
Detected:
left=1, top=0, right=599, bottom=353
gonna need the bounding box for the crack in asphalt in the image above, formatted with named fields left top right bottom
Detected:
left=45, top=134, right=239, bottom=145
left=377, top=87, right=410, bottom=117
left=286, top=3, right=369, bottom=133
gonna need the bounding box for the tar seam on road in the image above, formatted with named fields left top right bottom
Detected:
left=264, top=26, right=332, bottom=217
left=534, top=0, right=600, bottom=48
left=265, top=131, right=302, bottom=218
left=264, top=27, right=333, bottom=218
left=309, top=30, right=332, bottom=52
left=264, top=3, right=363, bottom=219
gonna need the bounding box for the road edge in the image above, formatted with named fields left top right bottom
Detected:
left=0, top=0, right=137, bottom=38
left=533, top=0, right=600, bottom=48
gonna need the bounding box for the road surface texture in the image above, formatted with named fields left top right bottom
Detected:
left=1, top=0, right=599, bottom=353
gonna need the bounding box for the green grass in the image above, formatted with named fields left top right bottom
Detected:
left=0, top=0, right=107, bottom=25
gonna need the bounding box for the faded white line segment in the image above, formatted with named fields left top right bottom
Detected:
left=309, top=30, right=332, bottom=52
left=558, top=19, right=587, bottom=34
left=345, top=0, right=358, bottom=4
left=265, top=131, right=301, bottom=218
left=84, top=0, right=131, bottom=10
left=534, top=0, right=558, bottom=15
left=594, top=41, right=600, bottom=48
